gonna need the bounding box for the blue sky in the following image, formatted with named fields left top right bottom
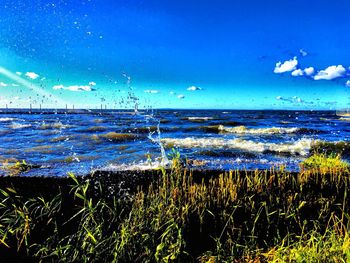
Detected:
left=0, top=0, right=349, bottom=109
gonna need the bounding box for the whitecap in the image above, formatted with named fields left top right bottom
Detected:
left=100, top=159, right=172, bottom=171
left=187, top=117, right=214, bottom=121
left=0, top=117, right=16, bottom=122
left=9, top=123, right=32, bottom=129
left=161, top=137, right=317, bottom=156
left=218, top=125, right=300, bottom=134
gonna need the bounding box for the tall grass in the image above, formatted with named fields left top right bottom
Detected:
left=0, top=153, right=350, bottom=262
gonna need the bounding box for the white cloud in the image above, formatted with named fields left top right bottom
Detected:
left=177, top=94, right=185, bottom=99
left=89, top=81, right=96, bottom=86
left=291, top=69, right=304, bottom=77
left=274, top=57, right=298, bottom=73
left=304, top=67, right=315, bottom=76
left=276, top=95, right=304, bottom=104
left=11, top=83, right=19, bottom=87
left=346, top=80, right=350, bottom=88
left=313, top=65, right=347, bottom=80
left=187, top=85, right=202, bottom=91
left=0, top=66, right=66, bottom=105
left=53, top=84, right=93, bottom=92
left=144, top=89, right=160, bottom=94
left=0, top=82, right=8, bottom=87
left=25, top=72, right=39, bottom=80
left=169, top=91, right=176, bottom=95
left=299, top=49, right=308, bottom=57
left=15, top=72, right=22, bottom=76
left=291, top=67, right=315, bottom=77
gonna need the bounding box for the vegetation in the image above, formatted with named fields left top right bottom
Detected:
left=301, top=153, right=349, bottom=172
left=0, top=153, right=350, bottom=262
left=311, top=141, right=350, bottom=157
left=1, top=160, right=39, bottom=176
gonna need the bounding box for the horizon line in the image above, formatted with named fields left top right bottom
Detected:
left=0, top=107, right=340, bottom=112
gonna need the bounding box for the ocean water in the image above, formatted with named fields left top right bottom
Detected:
left=0, top=109, right=349, bottom=176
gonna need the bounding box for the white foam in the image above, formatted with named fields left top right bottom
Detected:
left=0, top=117, right=16, bottom=122
left=187, top=117, right=214, bottom=121
left=218, top=125, right=300, bottom=134
left=161, top=137, right=316, bottom=156
left=9, top=123, right=32, bottom=129
left=100, top=159, right=172, bottom=171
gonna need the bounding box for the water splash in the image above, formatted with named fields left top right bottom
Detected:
left=122, top=72, right=139, bottom=114
left=120, top=72, right=169, bottom=168
left=147, top=120, right=170, bottom=167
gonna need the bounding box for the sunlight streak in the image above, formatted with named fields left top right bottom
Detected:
left=0, top=66, right=66, bottom=106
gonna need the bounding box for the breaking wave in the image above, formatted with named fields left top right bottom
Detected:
left=0, top=117, right=16, bottom=122
left=100, top=160, right=171, bottom=171
left=218, top=125, right=317, bottom=135
left=9, top=123, right=32, bottom=129
left=161, top=137, right=317, bottom=156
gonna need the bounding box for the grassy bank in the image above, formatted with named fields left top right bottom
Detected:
left=0, top=154, right=350, bottom=262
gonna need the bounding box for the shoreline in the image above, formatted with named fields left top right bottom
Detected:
left=0, top=165, right=349, bottom=261
left=0, top=168, right=290, bottom=197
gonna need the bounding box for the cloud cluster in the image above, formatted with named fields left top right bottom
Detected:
left=274, top=57, right=298, bottom=73
left=291, top=69, right=304, bottom=77
left=177, top=94, right=185, bottom=99
left=274, top=54, right=350, bottom=86
left=346, top=80, right=350, bottom=88
left=290, top=67, right=315, bottom=77
left=275, top=95, right=304, bottom=104
left=53, top=85, right=94, bottom=92
left=313, top=65, right=347, bottom=80
left=304, top=67, right=315, bottom=76
left=0, top=82, right=7, bottom=87
left=25, top=72, right=39, bottom=80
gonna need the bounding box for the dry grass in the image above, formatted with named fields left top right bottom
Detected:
left=0, top=153, right=350, bottom=262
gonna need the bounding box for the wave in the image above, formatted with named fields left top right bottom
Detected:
left=161, top=137, right=317, bottom=156
left=101, top=159, right=171, bottom=171
left=38, top=122, right=74, bottom=130
left=0, top=117, right=16, bottom=122
left=9, top=123, right=32, bottom=129
left=181, top=117, right=214, bottom=122
left=217, top=125, right=320, bottom=135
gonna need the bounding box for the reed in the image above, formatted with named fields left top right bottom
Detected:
left=0, top=152, right=349, bottom=262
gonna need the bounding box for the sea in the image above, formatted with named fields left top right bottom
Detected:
left=0, top=109, right=349, bottom=176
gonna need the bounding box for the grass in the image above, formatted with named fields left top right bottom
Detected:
left=0, top=153, right=350, bottom=262
left=301, top=153, right=349, bottom=172
left=1, top=160, right=39, bottom=176
left=311, top=141, right=350, bottom=157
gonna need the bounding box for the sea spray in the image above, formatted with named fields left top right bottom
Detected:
left=218, top=125, right=300, bottom=134
left=147, top=120, right=170, bottom=167
left=161, top=137, right=317, bottom=156
left=122, top=72, right=169, bottom=168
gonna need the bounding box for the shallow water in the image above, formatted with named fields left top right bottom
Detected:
left=0, top=109, right=349, bottom=176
